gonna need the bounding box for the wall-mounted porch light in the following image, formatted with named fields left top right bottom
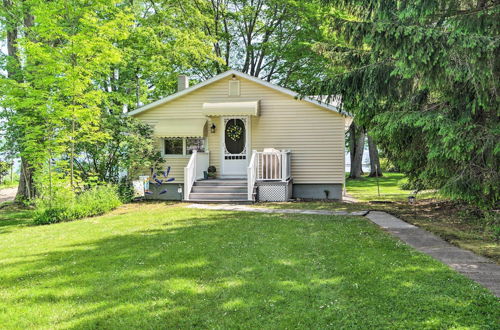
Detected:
left=210, top=123, right=216, bottom=134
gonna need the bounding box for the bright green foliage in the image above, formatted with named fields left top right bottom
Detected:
left=0, top=161, right=10, bottom=183
left=313, top=1, right=499, bottom=208
left=102, top=0, right=218, bottom=107
left=183, top=0, right=335, bottom=87
left=33, top=185, right=121, bottom=225
left=0, top=0, right=133, bottom=194
left=1, top=0, right=203, bottom=202
left=0, top=204, right=498, bottom=327
left=75, top=115, right=163, bottom=184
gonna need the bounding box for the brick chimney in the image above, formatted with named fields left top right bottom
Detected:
left=178, top=75, right=189, bottom=92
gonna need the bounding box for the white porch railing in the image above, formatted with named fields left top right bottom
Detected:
left=256, top=150, right=291, bottom=181
left=247, top=149, right=291, bottom=201
left=247, top=150, right=258, bottom=201
left=184, top=151, right=209, bottom=200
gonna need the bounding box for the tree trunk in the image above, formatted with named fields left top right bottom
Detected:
left=4, top=0, right=19, bottom=78
left=368, top=134, right=383, bottom=177
left=5, top=0, right=36, bottom=201
left=349, top=124, right=365, bottom=179
left=16, top=157, right=34, bottom=201
left=349, top=124, right=356, bottom=165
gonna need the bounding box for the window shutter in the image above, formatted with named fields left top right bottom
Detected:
left=229, top=80, right=240, bottom=97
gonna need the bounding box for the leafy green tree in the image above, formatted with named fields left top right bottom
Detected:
left=180, top=0, right=333, bottom=87
left=0, top=161, right=10, bottom=184
left=1, top=0, right=217, bottom=200
left=75, top=115, right=162, bottom=184
left=1, top=0, right=132, bottom=198
left=313, top=0, right=499, bottom=208
left=1, top=0, right=36, bottom=199
left=86, top=0, right=216, bottom=183
left=103, top=0, right=218, bottom=109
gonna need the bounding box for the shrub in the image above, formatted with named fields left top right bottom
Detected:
left=483, top=211, right=500, bottom=242
left=34, top=185, right=122, bottom=225
left=399, top=182, right=414, bottom=190
left=117, top=177, right=135, bottom=203
left=0, top=161, right=10, bottom=184
left=379, top=158, right=399, bottom=173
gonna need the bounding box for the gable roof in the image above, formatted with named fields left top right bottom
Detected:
left=127, top=69, right=348, bottom=117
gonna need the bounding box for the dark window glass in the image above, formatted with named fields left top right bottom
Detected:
left=186, top=138, right=205, bottom=154
left=225, top=119, right=245, bottom=154
left=164, top=138, right=183, bottom=155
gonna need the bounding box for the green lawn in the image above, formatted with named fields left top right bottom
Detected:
left=0, top=203, right=498, bottom=329
left=259, top=173, right=499, bottom=262
left=346, top=172, right=438, bottom=202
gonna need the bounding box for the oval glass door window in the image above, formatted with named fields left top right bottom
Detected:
left=225, top=119, right=246, bottom=154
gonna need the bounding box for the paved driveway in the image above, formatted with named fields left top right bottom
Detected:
left=0, top=187, right=17, bottom=203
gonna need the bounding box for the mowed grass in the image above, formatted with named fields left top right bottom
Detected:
left=0, top=203, right=498, bottom=329
left=259, top=173, right=499, bottom=262
left=346, top=172, right=438, bottom=202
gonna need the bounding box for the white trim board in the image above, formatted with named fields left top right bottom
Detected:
left=126, top=69, right=349, bottom=117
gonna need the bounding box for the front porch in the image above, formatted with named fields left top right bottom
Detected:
left=184, top=149, right=292, bottom=202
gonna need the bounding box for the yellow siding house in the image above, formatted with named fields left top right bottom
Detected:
left=128, top=70, right=351, bottom=202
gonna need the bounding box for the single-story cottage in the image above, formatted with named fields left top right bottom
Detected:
left=127, top=69, right=351, bottom=202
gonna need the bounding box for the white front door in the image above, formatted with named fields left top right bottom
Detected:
left=221, top=117, right=249, bottom=177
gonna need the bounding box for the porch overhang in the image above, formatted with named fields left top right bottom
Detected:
left=202, top=100, right=260, bottom=116
left=153, top=118, right=207, bottom=137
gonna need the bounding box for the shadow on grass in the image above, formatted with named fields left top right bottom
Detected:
left=0, top=210, right=498, bottom=328
left=0, top=205, right=33, bottom=234
left=348, top=173, right=405, bottom=186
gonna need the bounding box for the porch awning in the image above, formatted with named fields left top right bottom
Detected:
left=153, top=118, right=207, bottom=137
left=203, top=100, right=260, bottom=116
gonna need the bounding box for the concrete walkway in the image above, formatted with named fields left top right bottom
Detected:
left=188, top=204, right=499, bottom=297
left=366, top=211, right=500, bottom=297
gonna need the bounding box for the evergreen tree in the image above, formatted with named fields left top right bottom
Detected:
left=312, top=0, right=499, bottom=208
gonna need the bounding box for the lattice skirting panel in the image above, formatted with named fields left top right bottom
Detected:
left=256, top=180, right=292, bottom=202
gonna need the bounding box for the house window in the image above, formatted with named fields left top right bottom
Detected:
left=163, top=137, right=206, bottom=156
left=164, top=137, right=184, bottom=155
left=186, top=137, right=206, bottom=154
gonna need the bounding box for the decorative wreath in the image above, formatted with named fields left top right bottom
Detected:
left=226, top=123, right=243, bottom=142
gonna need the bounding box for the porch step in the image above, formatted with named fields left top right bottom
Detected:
left=191, top=186, right=247, bottom=193
left=189, top=192, right=248, bottom=200
left=188, top=199, right=254, bottom=204
left=194, top=179, right=247, bottom=186
left=188, top=179, right=253, bottom=203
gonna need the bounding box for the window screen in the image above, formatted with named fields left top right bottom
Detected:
left=164, top=138, right=183, bottom=155
left=186, top=137, right=206, bottom=154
